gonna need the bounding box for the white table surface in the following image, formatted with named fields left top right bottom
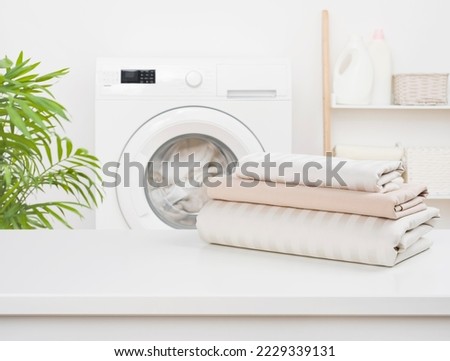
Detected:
left=0, top=230, right=449, bottom=316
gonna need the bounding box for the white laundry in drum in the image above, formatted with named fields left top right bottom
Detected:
left=146, top=137, right=229, bottom=228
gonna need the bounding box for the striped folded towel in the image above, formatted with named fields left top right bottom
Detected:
left=197, top=201, right=439, bottom=267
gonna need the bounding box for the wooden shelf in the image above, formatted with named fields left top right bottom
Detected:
left=332, top=103, right=450, bottom=110
left=321, top=10, right=450, bottom=201
left=321, top=11, right=450, bottom=155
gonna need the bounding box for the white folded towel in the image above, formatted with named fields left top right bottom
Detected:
left=235, top=152, right=404, bottom=192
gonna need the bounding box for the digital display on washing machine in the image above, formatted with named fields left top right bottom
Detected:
left=121, top=69, right=155, bottom=84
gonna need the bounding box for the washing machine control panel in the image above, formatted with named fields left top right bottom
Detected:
left=98, top=59, right=290, bottom=100
left=121, top=69, right=155, bottom=84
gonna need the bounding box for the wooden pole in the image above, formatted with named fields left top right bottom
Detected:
left=322, top=9, right=332, bottom=155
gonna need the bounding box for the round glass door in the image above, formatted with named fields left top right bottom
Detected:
left=116, top=106, right=264, bottom=230
left=145, top=134, right=236, bottom=228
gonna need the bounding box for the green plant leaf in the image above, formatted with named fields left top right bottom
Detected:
left=16, top=51, right=24, bottom=65
left=35, top=68, right=69, bottom=82
left=73, top=155, right=100, bottom=169
left=16, top=74, right=39, bottom=82
left=3, top=166, right=12, bottom=187
left=1, top=131, right=40, bottom=155
left=32, top=209, right=53, bottom=229
left=56, top=203, right=84, bottom=217
left=24, top=93, right=69, bottom=121
left=0, top=56, right=13, bottom=68
left=42, top=139, right=53, bottom=164
left=65, top=137, right=73, bottom=156
left=5, top=61, right=40, bottom=80
left=44, top=206, right=72, bottom=228
left=40, top=98, right=69, bottom=120
left=15, top=98, right=48, bottom=131
left=56, top=136, right=63, bottom=161
left=6, top=105, right=31, bottom=137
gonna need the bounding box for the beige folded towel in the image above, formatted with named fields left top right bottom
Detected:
left=197, top=201, right=439, bottom=267
left=207, top=176, right=427, bottom=219
left=235, top=152, right=404, bottom=193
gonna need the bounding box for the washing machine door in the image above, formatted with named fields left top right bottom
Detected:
left=116, top=106, right=264, bottom=229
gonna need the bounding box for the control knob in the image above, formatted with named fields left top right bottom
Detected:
left=185, top=71, right=203, bottom=88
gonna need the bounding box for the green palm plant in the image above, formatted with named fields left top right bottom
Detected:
left=0, top=52, right=103, bottom=229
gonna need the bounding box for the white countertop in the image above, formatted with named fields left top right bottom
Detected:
left=0, top=230, right=449, bottom=316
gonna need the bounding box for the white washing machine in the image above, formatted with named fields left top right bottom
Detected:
left=95, top=58, right=292, bottom=229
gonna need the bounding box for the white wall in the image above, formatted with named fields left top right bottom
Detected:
left=3, top=0, right=450, bottom=228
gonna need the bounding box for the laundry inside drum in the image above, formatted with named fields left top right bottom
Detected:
left=145, top=134, right=236, bottom=229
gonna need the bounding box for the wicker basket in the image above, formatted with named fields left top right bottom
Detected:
left=404, top=146, right=450, bottom=197
left=393, top=73, right=448, bottom=105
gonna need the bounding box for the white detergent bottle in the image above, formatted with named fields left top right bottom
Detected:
left=368, top=29, right=392, bottom=105
left=333, top=35, right=373, bottom=105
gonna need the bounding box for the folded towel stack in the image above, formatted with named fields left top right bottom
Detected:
left=197, top=153, right=440, bottom=267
